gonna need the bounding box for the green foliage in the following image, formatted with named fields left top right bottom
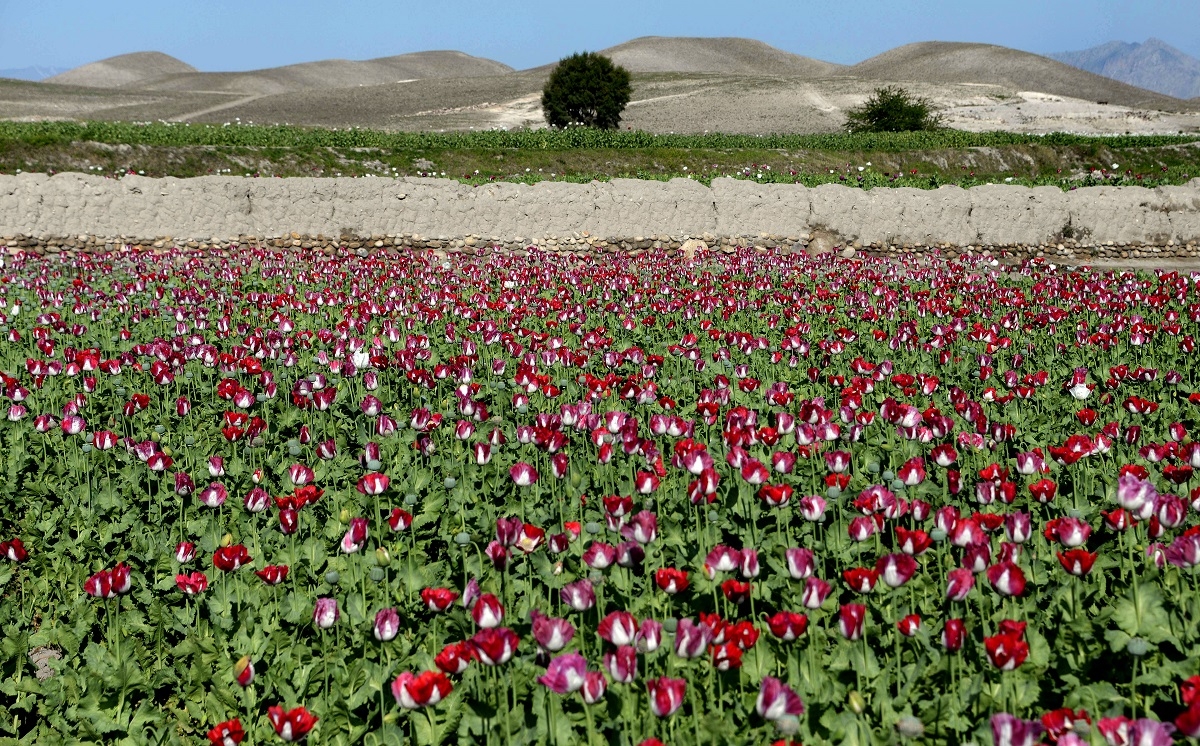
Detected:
left=4, top=119, right=1198, bottom=153
left=843, top=86, right=944, bottom=134
left=3, top=119, right=1196, bottom=189
left=541, top=52, right=632, bottom=130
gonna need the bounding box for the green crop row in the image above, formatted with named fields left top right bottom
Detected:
left=3, top=121, right=1200, bottom=152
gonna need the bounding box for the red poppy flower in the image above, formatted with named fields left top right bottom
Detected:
left=267, top=705, right=318, bottom=741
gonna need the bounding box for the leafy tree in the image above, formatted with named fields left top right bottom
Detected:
left=542, top=52, right=632, bottom=130
left=844, top=85, right=943, bottom=133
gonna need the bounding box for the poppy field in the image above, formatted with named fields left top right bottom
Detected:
left=1, top=245, right=1199, bottom=746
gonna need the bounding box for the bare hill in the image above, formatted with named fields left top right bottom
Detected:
left=852, top=42, right=1193, bottom=111
left=1049, top=39, right=1200, bottom=100
left=527, top=37, right=846, bottom=76
left=133, top=51, right=515, bottom=96
left=8, top=38, right=1200, bottom=134
left=180, top=70, right=551, bottom=129
left=46, top=52, right=197, bottom=88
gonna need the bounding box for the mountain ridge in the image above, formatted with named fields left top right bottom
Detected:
left=1048, top=38, right=1200, bottom=100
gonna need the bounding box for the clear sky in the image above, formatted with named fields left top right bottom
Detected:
left=2, top=0, right=1197, bottom=72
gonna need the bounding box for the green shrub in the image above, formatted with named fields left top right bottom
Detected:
left=844, top=85, right=943, bottom=133
left=541, top=52, right=632, bottom=130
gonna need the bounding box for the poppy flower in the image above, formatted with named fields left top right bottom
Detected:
left=373, top=608, right=400, bottom=642
left=471, top=594, right=505, bottom=629
left=757, top=483, right=794, bottom=507
left=876, top=553, right=918, bottom=588
left=843, top=567, right=879, bottom=593
left=470, top=627, right=519, bottom=665
left=603, top=645, right=638, bottom=683
left=85, top=563, right=131, bottom=599
left=1058, top=548, right=1098, bottom=576
left=538, top=653, right=589, bottom=694
left=1125, top=719, right=1176, bottom=746
left=637, top=620, right=663, bottom=653
left=421, top=587, right=459, bottom=612
left=740, top=549, right=760, bottom=579
left=207, top=719, right=245, bottom=746
left=646, top=677, right=686, bottom=717
left=756, top=676, right=804, bottom=721
left=277, top=509, right=299, bottom=535
left=198, top=482, right=228, bottom=508
left=339, top=517, right=368, bottom=554
left=1028, top=479, right=1057, bottom=503
left=597, top=611, right=639, bottom=646
left=509, top=463, right=538, bottom=487
left=620, top=511, right=657, bottom=544
left=895, top=527, right=932, bottom=556
left=941, top=619, right=966, bottom=651
left=838, top=604, right=866, bottom=640
left=728, top=620, right=759, bottom=650
left=985, top=626, right=1030, bottom=670
left=801, top=577, right=832, bottom=609
left=176, top=571, right=208, bottom=595
left=560, top=580, right=596, bottom=611
left=1041, top=708, right=1089, bottom=742
left=392, top=671, right=453, bottom=708
left=991, top=713, right=1044, bottom=746
left=287, top=464, right=314, bottom=486
left=768, top=611, right=809, bottom=641
left=174, top=542, right=197, bottom=564
left=312, top=598, right=339, bottom=629
left=673, top=618, right=712, bottom=659
left=711, top=642, right=743, bottom=671
left=387, top=508, right=413, bottom=531
left=514, top=524, right=545, bottom=553
left=721, top=579, right=752, bottom=604
left=2, top=538, right=29, bottom=563
left=655, top=567, right=689, bottom=594
left=986, top=562, right=1026, bottom=597
left=356, top=472, right=390, bottom=495
left=212, top=545, right=252, bottom=572
left=531, top=611, right=575, bottom=652
left=582, top=671, right=608, bottom=704
left=896, top=614, right=921, bottom=637
left=267, top=705, right=318, bottom=742
left=1046, top=517, right=1091, bottom=548
left=435, top=642, right=474, bottom=675
left=1177, top=700, right=1200, bottom=738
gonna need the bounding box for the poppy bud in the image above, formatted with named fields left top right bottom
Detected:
left=375, top=546, right=391, bottom=567
left=234, top=656, right=254, bottom=687
left=848, top=690, right=866, bottom=714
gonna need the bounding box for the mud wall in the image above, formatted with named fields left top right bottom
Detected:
left=3, top=173, right=1200, bottom=259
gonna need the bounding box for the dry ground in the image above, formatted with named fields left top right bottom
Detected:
left=4, top=37, right=1200, bottom=134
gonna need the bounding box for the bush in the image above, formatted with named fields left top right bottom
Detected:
left=844, top=85, right=943, bottom=133
left=542, top=52, right=632, bottom=130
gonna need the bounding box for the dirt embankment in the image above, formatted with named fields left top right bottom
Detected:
left=2, top=173, right=1199, bottom=262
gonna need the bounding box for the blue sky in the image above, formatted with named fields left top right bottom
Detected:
left=1, top=0, right=1197, bottom=72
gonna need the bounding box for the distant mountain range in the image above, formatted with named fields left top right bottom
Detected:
left=0, top=65, right=68, bottom=81
left=1049, top=38, right=1200, bottom=100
